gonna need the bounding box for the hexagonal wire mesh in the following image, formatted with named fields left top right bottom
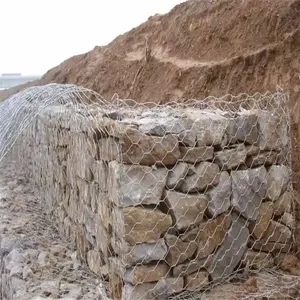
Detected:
left=0, top=83, right=299, bottom=300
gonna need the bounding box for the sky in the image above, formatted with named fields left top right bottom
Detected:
left=0, top=0, right=185, bottom=76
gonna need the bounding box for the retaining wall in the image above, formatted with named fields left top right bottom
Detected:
left=12, top=103, right=293, bottom=299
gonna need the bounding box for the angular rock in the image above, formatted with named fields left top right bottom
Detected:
left=173, top=257, right=212, bottom=277
left=180, top=145, right=214, bottom=163
left=226, top=113, right=259, bottom=144
left=166, top=162, right=189, bottom=190
left=274, top=191, right=293, bottom=216
left=263, top=220, right=292, bottom=243
left=186, top=110, right=229, bottom=146
left=87, top=250, right=105, bottom=276
left=231, top=166, right=267, bottom=221
left=208, top=216, right=249, bottom=280
left=152, top=277, right=184, bottom=299
left=113, top=207, right=172, bottom=245
left=165, top=234, right=197, bottom=267
left=164, top=190, right=208, bottom=230
left=98, top=137, right=120, bottom=161
left=214, top=144, right=247, bottom=170
left=137, top=115, right=193, bottom=136
left=78, top=205, right=96, bottom=236
left=246, top=151, right=285, bottom=167
left=249, top=202, right=273, bottom=239
left=123, top=282, right=157, bottom=300
left=207, top=171, right=231, bottom=217
left=278, top=212, right=295, bottom=229
left=111, top=238, right=168, bottom=265
left=180, top=162, right=220, bottom=193
left=110, top=257, right=169, bottom=285
left=108, top=162, right=168, bottom=207
left=246, top=145, right=260, bottom=156
left=266, top=165, right=290, bottom=201
left=242, top=250, right=274, bottom=269
left=250, top=239, right=291, bottom=253
left=185, top=271, right=209, bottom=291
left=258, top=111, right=289, bottom=151
left=92, top=160, right=108, bottom=192
left=178, top=129, right=197, bottom=147
left=95, top=216, right=111, bottom=263
left=125, top=263, right=170, bottom=285
left=121, top=128, right=181, bottom=165
left=196, top=214, right=231, bottom=260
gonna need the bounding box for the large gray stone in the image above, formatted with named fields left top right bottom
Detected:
left=186, top=110, right=229, bottom=146
left=207, top=171, right=231, bottom=217
left=108, top=162, right=168, bottom=207
left=111, top=238, right=168, bottom=266
left=266, top=165, right=289, bottom=201
left=180, top=162, right=220, bottom=193
left=180, top=145, right=214, bottom=163
left=208, top=216, right=249, bottom=280
left=246, top=151, right=285, bottom=168
left=258, top=111, right=289, bottom=151
left=226, top=112, right=259, bottom=144
left=110, top=257, right=170, bottom=285
left=152, top=277, right=184, bottom=299
left=214, top=144, right=247, bottom=170
left=173, top=257, right=211, bottom=277
left=166, top=162, right=189, bottom=190
left=137, top=115, right=193, bottom=136
left=231, top=166, right=267, bottom=221
left=274, top=191, right=293, bottom=216
left=120, top=128, right=181, bottom=165
left=164, top=190, right=208, bottom=230
left=122, top=282, right=157, bottom=300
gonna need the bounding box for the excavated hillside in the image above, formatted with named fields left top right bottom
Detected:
left=1, top=0, right=300, bottom=186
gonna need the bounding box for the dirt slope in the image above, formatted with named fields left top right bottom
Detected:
left=1, top=0, right=300, bottom=181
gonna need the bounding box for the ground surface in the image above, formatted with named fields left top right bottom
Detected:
left=0, top=161, right=104, bottom=300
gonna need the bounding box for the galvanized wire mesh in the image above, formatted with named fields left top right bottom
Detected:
left=0, top=83, right=299, bottom=300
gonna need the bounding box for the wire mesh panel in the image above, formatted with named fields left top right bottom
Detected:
left=0, top=84, right=297, bottom=300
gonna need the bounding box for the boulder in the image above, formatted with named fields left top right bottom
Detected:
left=166, top=162, right=189, bottom=190
left=266, top=165, right=289, bottom=201
left=121, top=128, right=181, bottom=165
left=185, top=271, right=209, bottom=291
left=164, top=190, right=208, bottom=230
left=180, top=162, right=220, bottom=193
left=108, top=162, right=168, bottom=207
left=208, top=216, right=249, bottom=280
left=111, top=238, right=168, bottom=266
left=112, top=207, right=172, bottom=245
left=226, top=112, right=259, bottom=144
left=258, top=111, right=289, bottom=151
left=207, top=171, right=231, bottom=217
left=231, top=166, right=267, bottom=220
left=196, top=214, right=231, bottom=260
left=165, top=234, right=198, bottom=267
left=180, top=145, right=214, bottom=163
left=214, top=144, right=247, bottom=170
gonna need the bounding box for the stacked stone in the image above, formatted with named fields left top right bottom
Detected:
left=12, top=104, right=293, bottom=300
